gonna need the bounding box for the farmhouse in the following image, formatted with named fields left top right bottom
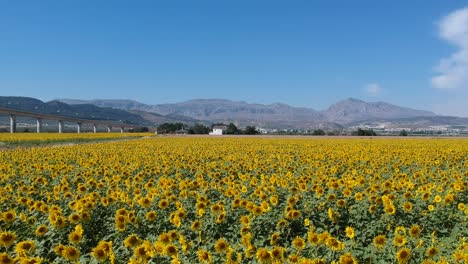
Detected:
left=209, top=125, right=227, bottom=135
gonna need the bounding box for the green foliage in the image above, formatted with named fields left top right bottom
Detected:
left=352, top=128, right=377, bottom=136
left=312, top=129, right=326, bottom=136
left=243, top=126, right=259, bottom=135
left=157, top=123, right=185, bottom=134
left=226, top=123, right=241, bottom=135
left=188, top=124, right=211, bottom=134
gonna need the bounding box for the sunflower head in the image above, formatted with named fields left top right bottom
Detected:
left=396, top=248, right=411, bottom=264
left=214, top=238, right=229, bottom=253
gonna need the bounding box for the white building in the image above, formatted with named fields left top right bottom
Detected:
left=209, top=126, right=227, bottom=135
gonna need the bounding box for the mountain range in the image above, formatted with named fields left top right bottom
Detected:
left=1, top=96, right=467, bottom=130
left=58, top=97, right=468, bottom=129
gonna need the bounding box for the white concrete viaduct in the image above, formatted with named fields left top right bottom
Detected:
left=0, top=107, right=140, bottom=133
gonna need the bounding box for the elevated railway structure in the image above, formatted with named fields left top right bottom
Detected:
left=0, top=107, right=140, bottom=133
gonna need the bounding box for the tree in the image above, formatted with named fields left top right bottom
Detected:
left=157, top=123, right=185, bottom=134
left=188, top=124, right=210, bottom=134
left=399, top=130, right=408, bottom=136
left=226, top=123, right=240, bottom=135
left=312, top=129, right=326, bottom=136
left=243, top=126, right=259, bottom=135
left=352, top=128, right=377, bottom=136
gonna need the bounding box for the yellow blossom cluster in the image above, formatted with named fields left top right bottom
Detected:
left=0, top=132, right=151, bottom=146
left=0, top=137, right=467, bottom=263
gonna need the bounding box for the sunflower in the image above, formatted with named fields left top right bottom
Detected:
left=270, top=232, right=280, bottom=246
left=0, top=231, right=16, bottom=247
left=191, top=220, right=201, bottom=231
left=345, top=226, right=355, bottom=239
left=337, top=199, right=347, bottom=208
left=308, top=232, right=320, bottom=245
left=54, top=244, right=65, bottom=256
left=373, top=235, right=386, bottom=250
left=134, top=244, right=151, bottom=260
left=327, top=237, right=344, bottom=251
left=68, top=231, right=82, bottom=244
left=124, top=234, right=141, bottom=248
left=327, top=194, right=336, bottom=201
left=0, top=253, right=15, bottom=264
left=393, top=236, right=407, bottom=247
left=159, top=233, right=171, bottom=244
left=425, top=246, right=439, bottom=258
left=35, top=225, right=48, bottom=237
left=168, top=230, right=179, bottom=241
left=158, top=199, right=169, bottom=210
left=270, top=246, right=285, bottom=261
left=91, top=246, right=108, bottom=262
left=115, top=221, right=126, bottom=232
left=226, top=249, right=242, bottom=264
left=15, top=240, right=35, bottom=257
left=318, top=232, right=330, bottom=244
left=62, top=246, right=80, bottom=261
left=269, top=196, right=278, bottom=206
left=165, top=244, right=178, bottom=257
left=395, top=226, right=406, bottom=236
left=288, top=254, right=299, bottom=263
left=276, top=219, right=287, bottom=229
left=339, top=252, right=357, bottom=264
left=384, top=204, right=396, bottom=215
left=396, top=247, right=411, bottom=264
left=256, top=248, right=272, bottom=264
left=216, top=212, right=226, bottom=223
left=2, top=210, right=16, bottom=223
left=138, top=197, right=152, bottom=208
left=145, top=211, right=157, bottom=221
left=240, top=215, right=250, bottom=226
left=292, top=236, right=306, bottom=251
left=68, top=213, right=81, bottom=224
left=354, top=192, right=364, bottom=201
left=409, top=224, right=421, bottom=238
left=214, top=238, right=229, bottom=253
left=402, top=202, right=413, bottom=212
left=197, top=249, right=212, bottom=263
left=328, top=208, right=338, bottom=223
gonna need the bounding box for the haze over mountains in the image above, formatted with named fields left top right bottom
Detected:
left=58, top=97, right=468, bottom=129
left=1, top=96, right=467, bottom=129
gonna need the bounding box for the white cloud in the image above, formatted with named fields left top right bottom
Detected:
left=431, top=7, right=468, bottom=90
left=364, top=83, right=383, bottom=96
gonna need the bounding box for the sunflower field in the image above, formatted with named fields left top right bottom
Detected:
left=0, top=137, right=467, bottom=264
left=0, top=133, right=151, bottom=147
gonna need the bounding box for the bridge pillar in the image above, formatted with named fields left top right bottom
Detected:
left=93, top=124, right=97, bottom=133
left=36, top=118, right=42, bottom=133
left=120, top=127, right=124, bottom=133
left=77, top=122, right=82, bottom=133
left=107, top=126, right=112, bottom=133
left=9, top=115, right=16, bottom=133
left=58, top=120, right=63, bottom=133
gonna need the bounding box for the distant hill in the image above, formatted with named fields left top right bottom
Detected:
left=0, top=96, right=149, bottom=125
left=323, top=98, right=436, bottom=123
left=59, top=97, right=445, bottom=129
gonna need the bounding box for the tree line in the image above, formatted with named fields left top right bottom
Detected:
left=156, top=123, right=259, bottom=135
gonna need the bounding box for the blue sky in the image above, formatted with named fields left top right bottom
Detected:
left=1, top=0, right=468, bottom=116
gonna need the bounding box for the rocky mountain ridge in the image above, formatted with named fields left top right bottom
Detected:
left=58, top=97, right=441, bottom=128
